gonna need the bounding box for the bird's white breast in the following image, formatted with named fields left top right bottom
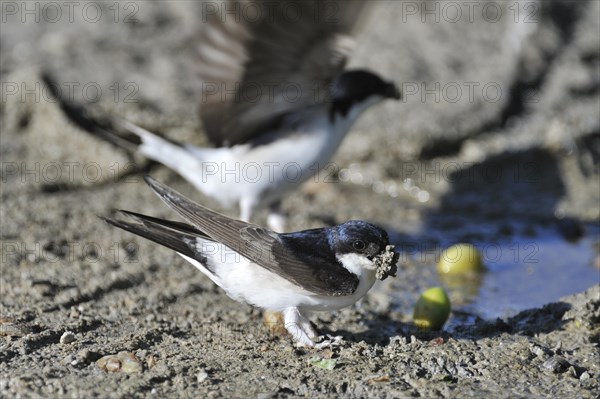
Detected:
left=179, top=239, right=378, bottom=312
left=183, top=108, right=358, bottom=207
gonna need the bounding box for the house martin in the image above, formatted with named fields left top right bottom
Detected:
left=45, top=0, right=400, bottom=232
left=103, top=176, right=399, bottom=347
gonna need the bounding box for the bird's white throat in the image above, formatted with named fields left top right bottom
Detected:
left=336, top=252, right=377, bottom=276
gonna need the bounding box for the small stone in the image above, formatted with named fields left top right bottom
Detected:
left=96, top=352, right=142, bottom=373
left=529, top=343, right=550, bottom=358
left=367, top=375, right=390, bottom=383
left=59, top=331, right=76, bottom=344
left=62, top=355, right=76, bottom=366
left=105, top=357, right=121, bottom=372
left=119, top=351, right=143, bottom=373
left=542, top=356, right=570, bottom=373
left=579, top=371, right=590, bottom=380
left=197, top=370, right=208, bottom=383
left=263, top=310, right=288, bottom=337
left=146, top=354, right=158, bottom=369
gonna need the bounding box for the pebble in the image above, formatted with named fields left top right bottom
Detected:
left=262, top=310, right=287, bottom=336
left=106, top=357, right=121, bottom=372
left=542, top=356, right=570, bottom=373
left=96, top=351, right=143, bottom=373
left=579, top=371, right=590, bottom=381
left=197, top=370, right=209, bottom=383
left=529, top=343, right=550, bottom=358
left=59, top=331, right=76, bottom=344
left=146, top=354, right=158, bottom=369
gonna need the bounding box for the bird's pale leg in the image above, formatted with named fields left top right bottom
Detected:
left=283, top=307, right=317, bottom=347
left=267, top=201, right=286, bottom=232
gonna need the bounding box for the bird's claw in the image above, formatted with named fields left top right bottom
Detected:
left=313, top=334, right=344, bottom=349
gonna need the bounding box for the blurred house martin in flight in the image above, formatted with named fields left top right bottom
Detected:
left=46, top=0, right=400, bottom=231
left=103, top=176, right=399, bottom=347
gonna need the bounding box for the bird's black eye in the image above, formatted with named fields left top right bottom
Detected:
left=352, top=240, right=366, bottom=251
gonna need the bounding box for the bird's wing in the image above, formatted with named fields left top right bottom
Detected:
left=197, top=0, right=369, bottom=146
left=239, top=225, right=360, bottom=296
left=144, top=176, right=359, bottom=296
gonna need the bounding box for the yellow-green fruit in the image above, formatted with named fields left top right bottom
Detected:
left=438, top=244, right=484, bottom=275
left=413, top=287, right=451, bottom=330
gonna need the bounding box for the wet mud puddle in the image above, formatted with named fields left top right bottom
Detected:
left=389, top=224, right=599, bottom=327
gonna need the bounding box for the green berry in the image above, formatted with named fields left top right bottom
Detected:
left=413, top=287, right=451, bottom=330
left=438, top=244, right=485, bottom=275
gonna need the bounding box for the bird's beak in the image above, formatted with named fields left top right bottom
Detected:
left=384, top=82, right=401, bottom=100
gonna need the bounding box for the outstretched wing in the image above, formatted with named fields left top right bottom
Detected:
left=144, top=176, right=359, bottom=295
left=197, top=0, right=369, bottom=146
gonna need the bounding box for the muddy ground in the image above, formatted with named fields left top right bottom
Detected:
left=1, top=1, right=599, bottom=398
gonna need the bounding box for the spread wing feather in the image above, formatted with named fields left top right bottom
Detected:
left=197, top=0, right=369, bottom=146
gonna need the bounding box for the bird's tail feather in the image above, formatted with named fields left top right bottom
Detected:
left=42, top=71, right=207, bottom=172
left=114, top=119, right=208, bottom=180
left=43, top=71, right=219, bottom=197
left=41, top=72, right=142, bottom=151
left=101, top=210, right=210, bottom=261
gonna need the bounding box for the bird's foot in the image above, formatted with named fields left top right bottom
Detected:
left=313, top=334, right=344, bottom=349
left=284, top=307, right=318, bottom=347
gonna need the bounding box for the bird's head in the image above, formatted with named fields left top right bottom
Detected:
left=328, top=220, right=398, bottom=279
left=330, top=69, right=400, bottom=120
